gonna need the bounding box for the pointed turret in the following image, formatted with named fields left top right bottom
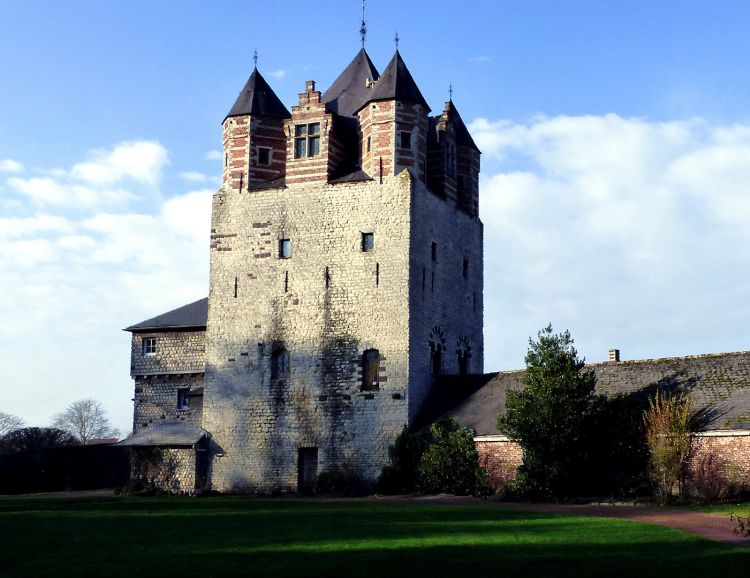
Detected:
left=368, top=50, right=429, bottom=111
left=225, top=68, right=291, bottom=121
left=322, top=48, right=380, bottom=117
left=222, top=67, right=290, bottom=192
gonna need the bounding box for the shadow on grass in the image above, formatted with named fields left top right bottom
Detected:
left=0, top=498, right=748, bottom=577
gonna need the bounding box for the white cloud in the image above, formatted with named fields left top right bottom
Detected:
left=472, top=114, right=750, bottom=371
left=267, top=69, right=286, bottom=80
left=205, top=150, right=222, bottom=161
left=0, top=159, right=23, bottom=173
left=179, top=171, right=208, bottom=183
left=70, top=141, right=168, bottom=187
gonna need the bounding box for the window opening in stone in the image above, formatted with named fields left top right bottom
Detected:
left=234, top=276, right=238, bottom=298
left=272, top=348, right=290, bottom=380
left=362, top=349, right=380, bottom=391
left=177, top=388, right=189, bottom=410
left=431, top=242, right=437, bottom=262
left=294, top=123, right=321, bottom=158
left=284, top=271, right=289, bottom=293
left=258, top=146, right=272, bottom=166
left=431, top=343, right=443, bottom=376
left=361, top=232, right=374, bottom=252
left=400, top=131, right=412, bottom=149
left=366, top=135, right=371, bottom=152
left=376, top=263, right=380, bottom=287
left=431, top=271, right=435, bottom=293
left=279, top=239, right=291, bottom=259
left=142, top=337, right=156, bottom=356
left=325, top=266, right=330, bottom=289
left=463, top=259, right=469, bottom=279
left=458, top=349, right=470, bottom=376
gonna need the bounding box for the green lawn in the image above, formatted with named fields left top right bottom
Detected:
left=0, top=495, right=748, bottom=577
left=689, top=501, right=750, bottom=515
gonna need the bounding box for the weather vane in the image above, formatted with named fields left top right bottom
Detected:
left=449, top=83, right=453, bottom=101
left=360, top=0, right=367, bottom=47
left=394, top=30, right=400, bottom=50
left=253, top=49, right=258, bottom=68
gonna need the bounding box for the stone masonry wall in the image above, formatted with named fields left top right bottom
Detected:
left=408, top=176, right=484, bottom=421
left=476, top=437, right=523, bottom=494
left=130, top=330, right=205, bottom=376
left=203, top=173, right=414, bottom=492
left=133, top=373, right=204, bottom=434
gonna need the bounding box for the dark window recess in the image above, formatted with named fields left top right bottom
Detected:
left=458, top=349, right=470, bottom=376
left=258, top=147, right=271, bottom=166
left=431, top=343, right=443, bottom=376
left=234, top=276, right=238, bottom=298
left=272, top=349, right=290, bottom=379
left=361, top=232, right=374, bottom=252
left=375, top=263, right=380, bottom=287
left=463, top=259, right=469, bottom=279
left=224, top=153, right=228, bottom=167
left=298, top=447, right=318, bottom=492
left=294, top=123, right=321, bottom=158
left=431, top=242, right=437, bottom=262
left=325, top=266, right=330, bottom=289
left=142, top=337, right=156, bottom=356
left=362, top=349, right=380, bottom=391
left=284, top=271, right=289, bottom=293
left=366, top=136, right=371, bottom=152
left=177, top=388, right=189, bottom=410
left=279, top=239, right=291, bottom=259
left=239, top=174, right=243, bottom=192
left=431, top=271, right=435, bottom=293
left=400, top=131, right=412, bottom=149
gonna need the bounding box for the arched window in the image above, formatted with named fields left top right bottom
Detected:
left=431, top=343, right=443, bottom=376
left=458, top=349, right=470, bottom=376
left=362, top=349, right=380, bottom=391
left=271, top=349, right=290, bottom=380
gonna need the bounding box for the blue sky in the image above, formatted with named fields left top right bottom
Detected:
left=3, top=0, right=750, bottom=434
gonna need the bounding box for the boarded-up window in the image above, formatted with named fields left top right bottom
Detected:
left=362, top=349, right=380, bottom=391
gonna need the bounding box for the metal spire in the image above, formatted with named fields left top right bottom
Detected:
left=449, top=83, right=453, bottom=101
left=394, top=30, right=399, bottom=50
left=253, top=49, right=258, bottom=69
left=360, top=0, right=367, bottom=47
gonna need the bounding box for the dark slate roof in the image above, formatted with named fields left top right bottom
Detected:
left=118, top=423, right=207, bottom=447
left=124, top=298, right=208, bottom=332
left=368, top=50, right=430, bottom=111
left=328, top=169, right=373, bottom=184
left=445, top=101, right=480, bottom=152
left=225, top=68, right=291, bottom=121
left=418, top=351, right=750, bottom=434
left=322, top=48, right=380, bottom=117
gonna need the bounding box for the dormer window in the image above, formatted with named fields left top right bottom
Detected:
left=399, top=131, right=412, bottom=150
left=294, top=123, right=321, bottom=158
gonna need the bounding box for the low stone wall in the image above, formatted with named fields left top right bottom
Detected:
left=476, top=431, right=750, bottom=497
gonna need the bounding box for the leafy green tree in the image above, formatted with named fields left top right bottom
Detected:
left=0, top=427, right=78, bottom=455
left=497, top=325, right=597, bottom=499
left=416, top=417, right=488, bottom=496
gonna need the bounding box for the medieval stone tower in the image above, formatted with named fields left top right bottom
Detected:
left=126, top=47, right=483, bottom=493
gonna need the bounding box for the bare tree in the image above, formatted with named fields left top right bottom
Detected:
left=0, top=412, right=24, bottom=437
left=51, top=399, right=119, bottom=444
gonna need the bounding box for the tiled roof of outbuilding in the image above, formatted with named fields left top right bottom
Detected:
left=322, top=48, right=380, bottom=117
left=367, top=50, right=430, bottom=111
left=117, top=422, right=207, bottom=447
left=225, top=68, right=291, bottom=121
left=124, top=298, right=208, bottom=332
left=418, top=350, right=750, bottom=435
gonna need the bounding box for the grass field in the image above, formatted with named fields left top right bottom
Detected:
left=0, top=495, right=748, bottom=577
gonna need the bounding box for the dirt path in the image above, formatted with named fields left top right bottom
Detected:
left=392, top=495, right=750, bottom=549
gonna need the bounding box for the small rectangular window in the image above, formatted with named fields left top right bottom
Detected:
left=258, top=147, right=271, bottom=166
left=463, top=259, right=469, bottom=279
left=294, top=123, right=321, bottom=158
left=361, top=232, right=374, bottom=252
left=142, top=337, right=156, bottom=356
left=177, top=388, right=189, bottom=410
left=400, top=131, right=412, bottom=149
left=431, top=242, right=437, bottom=263
left=362, top=349, right=380, bottom=391
left=279, top=239, right=292, bottom=259
left=366, top=136, right=371, bottom=152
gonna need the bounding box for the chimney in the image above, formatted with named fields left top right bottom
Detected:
left=305, top=80, right=316, bottom=92
left=609, top=349, right=621, bottom=362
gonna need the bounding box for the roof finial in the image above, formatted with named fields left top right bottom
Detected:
left=394, top=30, right=400, bottom=50
left=449, top=83, right=453, bottom=101
left=253, top=49, right=258, bottom=69
left=360, top=0, right=367, bottom=47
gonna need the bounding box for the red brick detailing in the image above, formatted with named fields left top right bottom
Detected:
left=687, top=433, right=750, bottom=499
left=476, top=438, right=523, bottom=494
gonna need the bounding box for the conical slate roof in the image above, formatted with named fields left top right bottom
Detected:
left=224, top=68, right=290, bottom=121
left=368, top=50, right=430, bottom=111
left=322, top=48, right=380, bottom=117
left=445, top=100, right=480, bottom=152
